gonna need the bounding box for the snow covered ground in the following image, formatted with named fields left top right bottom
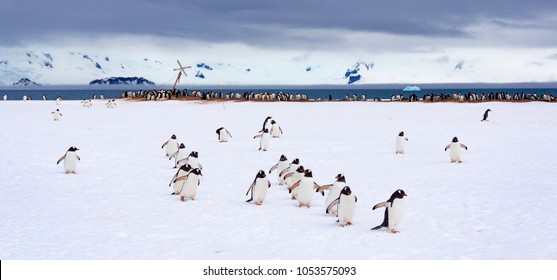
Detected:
left=0, top=99, right=556, bottom=260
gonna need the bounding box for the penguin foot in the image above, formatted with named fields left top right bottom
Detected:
left=72, top=171, right=76, bottom=174
left=180, top=196, right=185, bottom=202
left=347, top=222, right=353, bottom=226
left=255, top=202, right=262, bottom=206
left=291, top=196, right=296, bottom=200
left=340, top=224, right=345, bottom=227
left=65, top=171, right=69, bottom=174
left=298, top=203, right=303, bottom=207
left=390, top=229, right=399, bottom=234
left=458, top=161, right=463, bottom=163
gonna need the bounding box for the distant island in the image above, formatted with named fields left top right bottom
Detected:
left=89, top=77, right=155, bottom=85
left=13, top=78, right=41, bottom=86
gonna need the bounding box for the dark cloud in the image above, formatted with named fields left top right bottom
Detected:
left=1, top=0, right=556, bottom=47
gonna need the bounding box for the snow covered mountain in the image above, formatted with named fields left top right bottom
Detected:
left=12, top=78, right=41, bottom=86
left=89, top=77, right=155, bottom=85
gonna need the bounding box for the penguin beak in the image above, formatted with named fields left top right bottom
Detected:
left=403, top=194, right=408, bottom=196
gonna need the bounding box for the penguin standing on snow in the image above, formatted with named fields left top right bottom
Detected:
left=55, top=96, right=62, bottom=105
left=169, top=164, right=192, bottom=195
left=178, top=151, right=202, bottom=170
left=317, top=174, right=347, bottom=215
left=326, top=186, right=357, bottom=227
left=51, top=109, right=62, bottom=121
left=216, top=127, right=232, bottom=142
left=284, top=165, right=305, bottom=200
left=269, top=155, right=289, bottom=185
left=161, top=134, right=179, bottom=157
left=279, top=158, right=300, bottom=190
left=481, top=109, right=491, bottom=121
left=253, top=129, right=271, bottom=151
left=245, top=170, right=271, bottom=205
left=3, top=95, right=7, bottom=101
left=259, top=116, right=273, bottom=132
left=173, top=168, right=203, bottom=201
left=371, top=189, right=407, bottom=233
left=444, top=137, right=468, bottom=163
left=395, top=131, right=408, bottom=154
left=270, top=120, right=283, bottom=138
left=56, top=146, right=80, bottom=174
left=289, top=169, right=321, bottom=208
left=169, top=143, right=188, bottom=168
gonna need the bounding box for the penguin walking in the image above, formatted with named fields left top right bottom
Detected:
left=253, top=129, right=271, bottom=151
left=161, top=134, right=179, bottom=157
left=317, top=174, right=346, bottom=216
left=169, top=143, right=188, bottom=168
left=326, top=186, right=357, bottom=227
left=284, top=165, right=305, bottom=200
left=396, top=131, right=408, bottom=154
left=270, top=120, right=283, bottom=138
left=371, top=189, right=407, bottom=233
left=481, top=109, right=491, bottom=121
left=56, top=146, right=80, bottom=174
left=259, top=116, right=273, bottom=132
left=173, top=168, right=203, bottom=201
left=169, top=164, right=192, bottom=195
left=245, top=170, right=271, bottom=205
left=178, top=151, right=202, bottom=170
left=269, top=155, right=289, bottom=185
left=444, top=137, right=468, bottom=163
left=279, top=158, right=300, bottom=189
left=51, top=109, right=62, bottom=121
left=289, top=169, right=321, bottom=208
left=216, top=127, right=232, bottom=142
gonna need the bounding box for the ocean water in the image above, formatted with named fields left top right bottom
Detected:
left=1, top=88, right=556, bottom=101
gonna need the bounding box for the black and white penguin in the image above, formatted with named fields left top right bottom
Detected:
left=169, top=164, right=192, bottom=195
left=326, top=186, right=357, bottom=227
left=56, top=146, right=80, bottom=174
left=161, top=134, right=179, bottom=157
left=481, top=109, right=491, bottom=121
left=270, top=120, right=283, bottom=138
left=259, top=116, right=273, bottom=132
left=51, top=109, right=62, bottom=121
left=179, top=151, right=202, bottom=170
left=269, top=155, right=289, bottom=185
left=42, top=94, right=47, bottom=101
left=396, top=131, right=408, bottom=154
left=55, top=96, right=62, bottom=105
left=245, top=170, right=271, bottom=205
left=253, top=129, right=271, bottom=151
left=174, top=168, right=202, bottom=201
left=289, top=169, right=321, bottom=208
left=170, top=143, right=188, bottom=168
left=3, top=94, right=7, bottom=101
left=284, top=165, right=305, bottom=200
left=216, top=127, right=232, bottom=142
left=317, top=174, right=346, bottom=215
left=371, top=189, right=407, bottom=233
left=444, top=137, right=468, bottom=163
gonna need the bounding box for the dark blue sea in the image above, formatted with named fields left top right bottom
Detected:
left=1, top=87, right=557, bottom=101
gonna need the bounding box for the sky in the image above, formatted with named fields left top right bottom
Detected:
left=1, top=0, right=557, bottom=85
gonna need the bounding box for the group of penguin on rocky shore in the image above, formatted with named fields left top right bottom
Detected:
left=55, top=103, right=492, bottom=233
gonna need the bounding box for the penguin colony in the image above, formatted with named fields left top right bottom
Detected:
left=37, top=96, right=527, bottom=234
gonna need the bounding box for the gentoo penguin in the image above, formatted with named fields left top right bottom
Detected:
left=279, top=158, right=300, bottom=189
left=444, top=137, right=468, bottom=163
left=326, top=186, right=357, bottom=227
left=3, top=94, right=7, bottom=101
left=216, top=127, right=232, bottom=142
left=317, top=174, right=347, bottom=215
left=396, top=131, right=409, bottom=154
left=51, top=109, right=62, bottom=121
left=105, top=100, right=116, bottom=108
left=161, top=134, right=179, bottom=157
left=371, top=189, right=407, bottom=233
left=269, top=155, right=289, bottom=185
left=270, top=120, right=283, bottom=138
left=245, top=170, right=271, bottom=205
left=289, top=169, right=321, bottom=208
left=284, top=165, right=305, bottom=200
left=169, top=143, right=188, bottom=168
left=259, top=116, right=273, bottom=132
left=178, top=151, right=202, bottom=170
left=56, top=146, right=80, bottom=174
left=55, top=96, right=62, bottom=105
left=169, top=164, right=192, bottom=195
left=253, top=129, right=271, bottom=151
left=174, top=168, right=202, bottom=201
left=481, top=109, right=491, bottom=121
left=42, top=94, right=47, bottom=100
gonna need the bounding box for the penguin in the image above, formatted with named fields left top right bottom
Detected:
left=51, top=109, right=62, bottom=121
left=169, top=164, right=192, bottom=195
left=269, top=155, right=289, bottom=185
left=55, top=96, right=62, bottom=105
left=396, top=131, right=409, bottom=154
left=3, top=94, right=7, bottom=101
left=161, top=134, right=179, bottom=157
left=173, top=168, right=202, bottom=201
left=245, top=170, right=271, bottom=205
left=481, top=109, right=491, bottom=121
left=289, top=169, right=321, bottom=208
left=317, top=173, right=346, bottom=215
left=169, top=143, right=188, bottom=168
left=42, top=94, right=47, bottom=101
left=56, top=146, right=80, bottom=174
left=326, top=186, right=357, bottom=227
left=253, top=129, right=271, bottom=151
left=178, top=151, right=202, bottom=170
left=270, top=120, right=283, bottom=138
left=259, top=116, right=273, bottom=132
left=444, top=137, right=468, bottom=163
left=279, top=158, right=300, bottom=189
left=216, top=127, right=232, bottom=142
left=371, top=189, right=407, bottom=233
left=284, top=165, right=305, bottom=200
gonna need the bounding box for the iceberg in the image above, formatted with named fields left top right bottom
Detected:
left=403, top=86, right=421, bottom=91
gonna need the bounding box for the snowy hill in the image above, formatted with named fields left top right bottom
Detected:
left=0, top=100, right=556, bottom=259
left=89, top=77, right=155, bottom=85
left=12, top=78, right=41, bottom=86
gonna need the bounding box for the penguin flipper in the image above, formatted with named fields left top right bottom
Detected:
left=326, top=198, right=340, bottom=214
left=269, top=163, right=279, bottom=174
left=169, top=151, right=178, bottom=159
left=372, top=202, right=389, bottom=210
left=56, top=155, right=66, bottom=164
left=444, top=144, right=451, bottom=151
left=282, top=172, right=294, bottom=180
left=278, top=168, right=290, bottom=178
left=161, top=140, right=169, bottom=149
left=227, top=130, right=232, bottom=138
left=245, top=182, right=256, bottom=196
left=370, top=225, right=384, bottom=230
left=460, top=144, right=468, bottom=150
left=313, top=182, right=325, bottom=196
left=76, top=155, right=81, bottom=161
left=173, top=175, right=188, bottom=183
left=253, top=134, right=262, bottom=139
left=288, top=181, right=301, bottom=194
